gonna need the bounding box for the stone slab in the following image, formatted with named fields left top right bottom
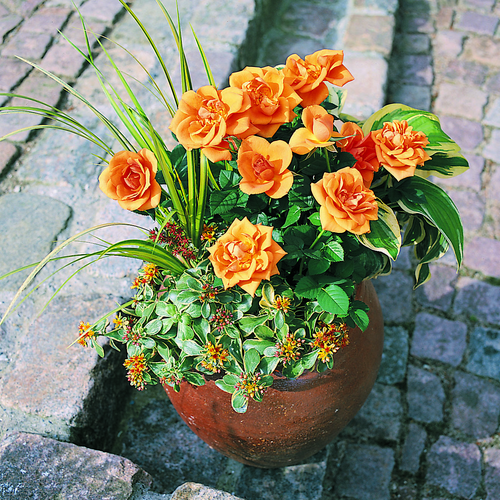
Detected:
left=415, top=264, right=457, bottom=312
left=464, top=237, right=500, bottom=279
left=467, top=326, right=500, bottom=382
left=0, top=193, right=71, bottom=290
left=372, top=271, right=414, bottom=324
left=454, top=277, right=500, bottom=325
left=484, top=448, right=500, bottom=500
left=425, top=436, right=481, bottom=499
left=407, top=365, right=445, bottom=423
left=434, top=82, right=487, bottom=121
left=0, top=431, right=153, bottom=500
left=172, top=483, right=244, bottom=500
left=377, top=326, right=409, bottom=385
left=399, top=423, right=426, bottom=474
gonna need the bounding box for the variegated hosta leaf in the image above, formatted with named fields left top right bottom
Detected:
left=357, top=199, right=401, bottom=261
left=397, top=176, right=463, bottom=267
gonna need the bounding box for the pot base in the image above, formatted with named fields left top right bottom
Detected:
left=164, top=280, right=384, bottom=468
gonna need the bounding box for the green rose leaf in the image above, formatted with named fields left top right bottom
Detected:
left=317, top=285, right=349, bottom=316
left=295, top=276, right=322, bottom=299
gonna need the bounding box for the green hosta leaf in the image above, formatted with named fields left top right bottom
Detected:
left=182, top=372, right=204, bottom=386
left=317, top=285, right=349, bottom=315
left=419, top=151, right=469, bottom=179
left=358, top=199, right=401, bottom=261
left=415, top=262, right=431, bottom=288
left=402, top=216, right=426, bottom=246
left=397, top=176, right=463, bottom=267
left=244, top=348, right=260, bottom=373
left=231, top=391, right=248, bottom=413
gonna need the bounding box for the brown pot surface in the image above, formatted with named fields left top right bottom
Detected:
left=164, top=279, right=384, bottom=468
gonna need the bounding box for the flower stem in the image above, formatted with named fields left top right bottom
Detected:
left=310, top=230, right=326, bottom=250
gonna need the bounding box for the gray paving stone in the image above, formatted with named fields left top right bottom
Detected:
left=0, top=13, right=21, bottom=42
left=407, top=365, right=445, bottom=423
left=434, top=82, right=487, bottom=121
left=448, top=188, right=485, bottom=233
left=467, top=326, right=500, bottom=382
left=0, top=432, right=152, bottom=500
left=399, top=33, right=430, bottom=54
left=0, top=56, right=31, bottom=93
left=425, top=436, right=481, bottom=499
left=19, top=6, right=70, bottom=34
left=451, top=371, right=500, bottom=438
left=390, top=84, right=431, bottom=111
left=400, top=15, right=434, bottom=34
left=463, top=35, right=500, bottom=67
left=2, top=31, right=53, bottom=60
left=344, top=15, right=395, bottom=55
left=484, top=447, right=500, bottom=500
left=411, top=312, right=467, bottom=366
left=433, top=30, right=465, bottom=58
left=235, top=460, right=327, bottom=500
left=486, top=70, right=500, bottom=93
left=454, top=277, right=500, bottom=325
left=334, top=445, right=394, bottom=500
left=342, top=383, right=403, bottom=442
left=172, top=483, right=244, bottom=500
left=439, top=115, right=483, bottom=151
left=341, top=53, right=387, bottom=119
left=398, top=54, right=433, bottom=86
left=443, top=59, right=489, bottom=86
left=456, top=11, right=499, bottom=35
left=377, top=326, right=409, bottom=385
left=0, top=193, right=71, bottom=290
left=372, top=271, right=414, bottom=324
left=0, top=141, right=18, bottom=176
left=79, top=0, right=125, bottom=24
left=415, top=264, right=457, bottom=312
left=399, top=423, right=426, bottom=474
left=436, top=6, right=454, bottom=29
left=2, top=0, right=45, bottom=17
left=353, top=0, right=398, bottom=14
left=464, top=237, right=500, bottom=279
left=484, top=97, right=500, bottom=128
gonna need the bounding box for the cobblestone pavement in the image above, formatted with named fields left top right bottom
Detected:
left=0, top=0, right=499, bottom=499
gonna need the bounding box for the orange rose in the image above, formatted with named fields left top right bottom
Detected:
left=208, top=217, right=286, bottom=296
left=237, top=135, right=293, bottom=198
left=99, top=148, right=161, bottom=211
left=311, top=167, right=378, bottom=235
left=289, top=105, right=337, bottom=155
left=339, top=122, right=379, bottom=187
left=229, top=66, right=302, bottom=137
left=168, top=85, right=257, bottom=163
left=372, top=120, right=431, bottom=181
left=283, top=50, right=354, bottom=107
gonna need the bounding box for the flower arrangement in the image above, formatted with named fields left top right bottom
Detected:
left=0, top=1, right=468, bottom=413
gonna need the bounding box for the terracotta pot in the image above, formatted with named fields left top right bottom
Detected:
left=164, top=280, right=384, bottom=468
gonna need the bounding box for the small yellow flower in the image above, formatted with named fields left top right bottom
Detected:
left=77, top=321, right=96, bottom=347
left=273, top=295, right=291, bottom=313
left=124, top=353, right=148, bottom=390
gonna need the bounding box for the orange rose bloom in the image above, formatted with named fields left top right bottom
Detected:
left=238, top=135, right=293, bottom=199
left=311, top=167, right=378, bottom=235
left=372, top=120, right=431, bottom=181
left=229, top=66, right=302, bottom=137
left=283, top=50, right=354, bottom=107
left=208, top=217, right=287, bottom=296
left=289, top=105, right=336, bottom=155
left=168, top=85, right=257, bottom=163
left=99, top=148, right=161, bottom=211
left=339, top=122, right=379, bottom=187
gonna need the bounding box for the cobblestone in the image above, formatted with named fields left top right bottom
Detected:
left=399, top=423, right=427, bottom=474
left=481, top=128, right=500, bottom=162
left=334, top=445, right=394, bottom=500
left=407, top=365, right=445, bottom=423
left=484, top=448, right=500, bottom=500
left=411, top=313, right=467, bottom=366
left=454, top=277, right=500, bottom=325
left=0, top=141, right=18, bottom=176
left=443, top=59, right=489, bottom=86
left=0, top=13, right=21, bottom=41
left=434, top=83, right=487, bottom=121
left=344, top=15, right=395, bottom=55
left=484, top=97, right=500, bottom=128
left=464, top=237, right=500, bottom=279
left=372, top=271, right=414, bottom=323
left=434, top=30, right=465, bottom=58
left=448, top=189, right=485, bottom=233
left=415, top=264, right=457, bottom=312
left=455, top=11, right=499, bottom=35
left=467, top=326, right=500, bottom=382
left=425, top=436, right=481, bottom=499
left=451, top=371, right=500, bottom=438
left=377, top=326, right=409, bottom=385
left=463, top=35, right=500, bottom=67
left=439, top=116, right=483, bottom=152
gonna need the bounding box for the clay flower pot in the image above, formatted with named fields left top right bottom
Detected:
left=164, top=280, right=384, bottom=468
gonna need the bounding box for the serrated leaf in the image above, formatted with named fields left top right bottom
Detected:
left=282, top=205, right=302, bottom=229
left=317, top=285, right=349, bottom=315
left=295, top=276, right=322, bottom=299
left=308, top=258, right=330, bottom=275
left=324, top=240, right=344, bottom=262
left=350, top=308, right=369, bottom=331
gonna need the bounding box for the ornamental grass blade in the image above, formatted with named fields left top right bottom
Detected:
left=118, top=0, right=179, bottom=106
left=191, top=26, right=215, bottom=86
